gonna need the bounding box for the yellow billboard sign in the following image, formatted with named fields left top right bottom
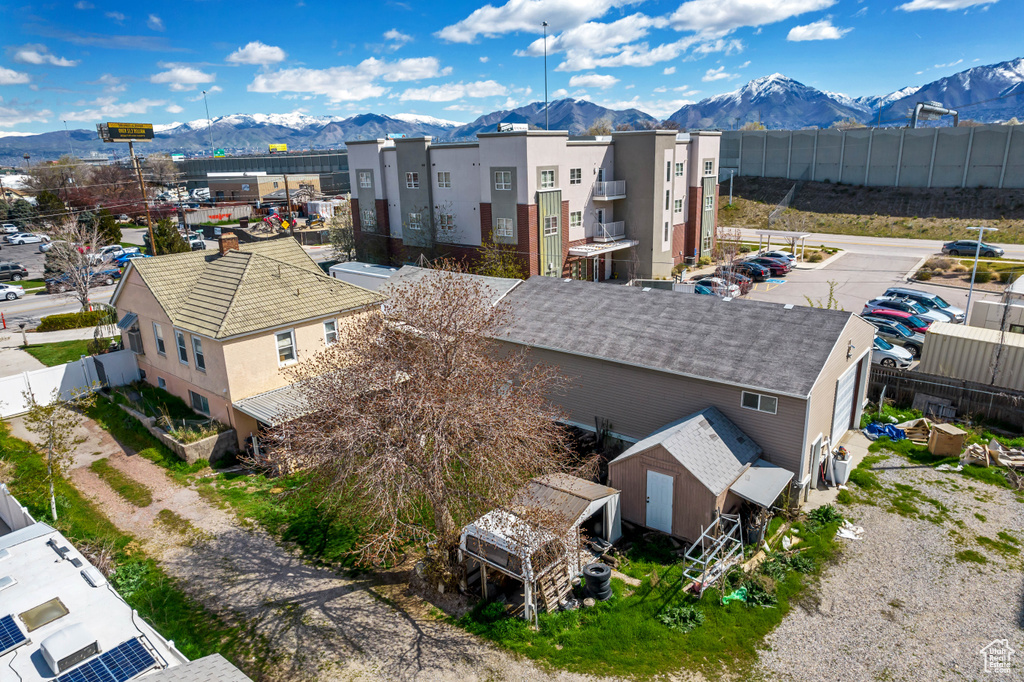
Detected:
left=98, top=122, right=154, bottom=142
left=269, top=143, right=288, bottom=152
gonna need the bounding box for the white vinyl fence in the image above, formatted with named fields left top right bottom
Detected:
left=0, top=349, right=140, bottom=418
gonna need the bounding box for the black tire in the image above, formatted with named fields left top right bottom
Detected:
left=905, top=344, right=920, bottom=358
left=5, top=292, right=15, bottom=300
left=880, top=358, right=896, bottom=367
left=12, top=274, right=21, bottom=281
left=948, top=250, right=959, bottom=256
left=582, top=563, right=611, bottom=580
left=103, top=277, right=114, bottom=285
left=984, top=251, right=996, bottom=258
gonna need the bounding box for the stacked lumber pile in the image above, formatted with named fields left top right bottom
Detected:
left=962, top=439, right=1024, bottom=468
left=896, top=418, right=931, bottom=445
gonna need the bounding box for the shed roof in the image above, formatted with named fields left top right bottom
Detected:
left=609, top=407, right=762, bottom=495
left=386, top=266, right=522, bottom=306
left=233, top=383, right=311, bottom=426
left=499, top=277, right=858, bottom=397
left=728, top=458, right=794, bottom=508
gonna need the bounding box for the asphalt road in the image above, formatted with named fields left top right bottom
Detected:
left=736, top=228, right=1024, bottom=261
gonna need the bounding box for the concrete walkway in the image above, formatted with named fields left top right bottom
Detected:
left=0, top=331, right=46, bottom=374
left=805, top=430, right=872, bottom=508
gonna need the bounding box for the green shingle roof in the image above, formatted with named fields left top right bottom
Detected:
left=129, top=239, right=383, bottom=339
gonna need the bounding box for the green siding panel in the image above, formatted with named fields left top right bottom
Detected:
left=538, top=190, right=562, bottom=277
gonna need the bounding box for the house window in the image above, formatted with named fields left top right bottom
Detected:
left=570, top=211, right=582, bottom=229
left=665, top=190, right=670, bottom=210
left=437, top=171, right=451, bottom=188
left=666, top=162, right=671, bottom=182
left=495, top=217, right=514, bottom=238
left=191, top=336, right=205, bottom=372
left=361, top=208, right=376, bottom=231
left=153, top=323, right=165, bottom=356
left=663, top=221, right=669, bottom=242
left=408, top=212, right=422, bottom=230
left=359, top=171, right=372, bottom=189
left=674, top=199, right=683, bottom=213
left=324, top=320, right=338, bottom=345
left=276, top=330, right=296, bottom=365
left=540, top=169, right=555, bottom=189
left=494, top=171, right=511, bottom=190
left=157, top=377, right=166, bottom=389
left=570, top=168, right=581, bottom=184
left=704, top=194, right=715, bottom=210
left=174, top=330, right=188, bottom=364
left=704, top=159, right=714, bottom=176
left=741, top=391, right=778, bottom=414
left=273, top=182, right=279, bottom=189
left=1010, top=323, right=1024, bottom=334
left=438, top=213, right=455, bottom=230
left=405, top=172, right=419, bottom=189
left=543, top=216, right=558, bottom=236
left=189, top=390, right=210, bottom=415
left=675, top=162, right=685, bottom=177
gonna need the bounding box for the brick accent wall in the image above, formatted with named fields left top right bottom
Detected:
left=517, top=204, right=539, bottom=277
left=351, top=197, right=362, bottom=236
left=480, top=202, right=493, bottom=243
left=672, top=222, right=687, bottom=266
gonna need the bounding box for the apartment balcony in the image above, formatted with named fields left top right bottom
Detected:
left=594, top=221, right=625, bottom=242
left=593, top=180, right=626, bottom=200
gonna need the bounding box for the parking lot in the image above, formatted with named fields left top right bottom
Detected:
left=0, top=241, right=48, bottom=280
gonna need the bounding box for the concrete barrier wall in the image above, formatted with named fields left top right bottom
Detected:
left=721, top=124, right=1023, bottom=188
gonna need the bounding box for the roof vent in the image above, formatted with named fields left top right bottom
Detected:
left=642, top=287, right=651, bottom=292
left=563, top=278, right=572, bottom=283
left=0, top=549, right=9, bottom=562
left=40, top=623, right=99, bottom=674
left=81, top=567, right=107, bottom=588
left=784, top=303, right=795, bottom=310
left=0, top=576, right=15, bottom=592
left=722, top=297, right=733, bottom=302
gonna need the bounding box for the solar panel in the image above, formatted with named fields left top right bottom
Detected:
left=0, top=615, right=28, bottom=656
left=57, top=638, right=157, bottom=682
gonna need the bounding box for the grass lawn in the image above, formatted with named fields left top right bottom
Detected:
left=450, top=514, right=842, bottom=678
left=22, top=338, right=115, bottom=366
left=15, top=278, right=46, bottom=291
left=90, top=458, right=153, bottom=507
left=112, top=382, right=204, bottom=422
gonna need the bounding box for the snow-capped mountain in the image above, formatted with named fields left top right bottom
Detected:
left=391, top=113, right=464, bottom=128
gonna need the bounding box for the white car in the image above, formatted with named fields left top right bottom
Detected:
left=871, top=336, right=913, bottom=368
left=693, top=276, right=741, bottom=298
left=7, top=233, right=47, bottom=245
left=1, top=223, right=17, bottom=234
left=92, top=244, right=139, bottom=263
left=0, top=283, right=25, bottom=301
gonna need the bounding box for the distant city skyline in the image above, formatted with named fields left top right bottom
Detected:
left=0, top=0, right=1019, bottom=134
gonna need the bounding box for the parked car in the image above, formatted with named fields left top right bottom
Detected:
left=744, top=256, right=791, bottom=276
left=871, top=336, right=913, bottom=368
left=882, top=287, right=965, bottom=323
left=692, top=277, right=741, bottom=297
left=861, top=307, right=932, bottom=333
left=189, top=234, right=207, bottom=251
left=865, top=297, right=949, bottom=324
left=114, top=252, right=152, bottom=266
left=719, top=261, right=769, bottom=282
left=91, top=244, right=140, bottom=263
left=7, top=233, right=47, bottom=245
left=694, top=284, right=714, bottom=295
left=720, top=270, right=753, bottom=295
left=0, top=261, right=28, bottom=281
left=941, top=240, right=1004, bottom=258
left=760, top=250, right=795, bottom=262
left=1, top=223, right=17, bottom=234
left=0, top=283, right=25, bottom=301
left=862, top=315, right=925, bottom=358
left=45, top=267, right=122, bottom=293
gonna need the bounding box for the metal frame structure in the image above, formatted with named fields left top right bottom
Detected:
left=681, top=513, right=744, bottom=595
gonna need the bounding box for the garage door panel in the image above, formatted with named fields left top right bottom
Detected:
left=831, top=365, right=857, bottom=441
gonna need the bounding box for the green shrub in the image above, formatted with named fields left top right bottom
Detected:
left=739, top=245, right=752, bottom=253
left=741, top=579, right=778, bottom=608
left=999, top=271, right=1019, bottom=284
left=915, top=269, right=933, bottom=281
left=38, top=310, right=109, bottom=332
left=809, top=504, right=842, bottom=525
left=807, top=252, right=823, bottom=263
left=972, top=269, right=993, bottom=284
left=671, top=263, right=686, bottom=277
left=658, top=604, right=705, bottom=632
left=786, top=553, right=815, bottom=574
left=924, top=257, right=952, bottom=271
left=697, top=255, right=713, bottom=266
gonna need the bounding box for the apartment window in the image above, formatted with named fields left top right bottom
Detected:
left=157, top=377, right=166, bottom=389
left=360, top=208, right=376, bottom=231
left=153, top=323, right=166, bottom=355
left=704, top=159, right=714, bottom=176
left=1010, top=323, right=1024, bottom=334
left=273, top=182, right=279, bottom=189
left=543, top=215, right=558, bottom=236
left=665, top=190, right=670, bottom=210
left=324, top=320, right=338, bottom=345
left=408, top=212, right=422, bottom=230
left=174, top=330, right=188, bottom=364
left=742, top=391, right=778, bottom=415
left=276, top=330, right=296, bottom=365
left=437, top=171, right=451, bottom=188
left=495, top=217, right=514, bottom=238
left=675, top=162, right=685, bottom=177
left=663, top=221, right=669, bottom=242
left=674, top=199, right=683, bottom=213
left=191, top=336, right=206, bottom=372
left=189, top=390, right=210, bottom=415
left=569, top=168, right=582, bottom=185
left=666, top=162, right=671, bottom=182
left=540, top=169, right=555, bottom=189
left=704, top=194, right=715, bottom=210
left=494, top=170, right=512, bottom=190
left=570, top=211, right=582, bottom=229
left=438, top=213, right=455, bottom=229
left=359, top=171, right=372, bottom=189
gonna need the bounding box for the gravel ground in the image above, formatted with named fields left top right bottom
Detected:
left=756, top=453, right=1024, bottom=682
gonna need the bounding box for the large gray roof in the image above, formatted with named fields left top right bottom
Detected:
left=499, top=277, right=855, bottom=397
left=610, top=406, right=762, bottom=495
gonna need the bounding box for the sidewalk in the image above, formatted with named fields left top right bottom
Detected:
left=805, top=430, right=872, bottom=508
left=21, top=325, right=119, bottom=345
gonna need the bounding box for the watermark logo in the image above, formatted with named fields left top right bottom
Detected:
left=980, top=639, right=1015, bottom=674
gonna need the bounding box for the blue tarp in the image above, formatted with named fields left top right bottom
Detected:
left=863, top=423, right=906, bottom=441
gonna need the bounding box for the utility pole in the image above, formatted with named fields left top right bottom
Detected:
left=964, top=225, right=997, bottom=322
left=542, top=21, right=549, bottom=131
left=63, top=120, right=76, bottom=158
left=728, top=169, right=735, bottom=205
left=128, top=140, right=156, bottom=252
left=202, top=90, right=214, bottom=156
left=283, top=174, right=295, bottom=226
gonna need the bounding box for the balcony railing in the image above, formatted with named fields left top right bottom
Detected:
left=594, top=180, right=626, bottom=199
left=594, top=221, right=625, bottom=242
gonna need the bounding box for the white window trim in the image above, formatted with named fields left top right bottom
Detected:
left=174, top=329, right=188, bottom=365
left=437, top=171, right=451, bottom=189
left=543, top=216, right=558, bottom=236
left=703, top=159, right=715, bottom=176
left=324, top=319, right=338, bottom=346
left=570, top=211, right=582, bottom=229
left=359, top=171, right=372, bottom=189
left=540, top=169, right=556, bottom=189
left=495, top=217, right=514, bottom=238
left=405, top=172, right=419, bottom=189
left=408, top=212, right=422, bottom=230
left=741, top=391, right=778, bottom=415
left=191, top=336, right=206, bottom=372
left=153, top=322, right=166, bottom=356
left=675, top=162, right=685, bottom=177
left=569, top=168, right=582, bottom=185
left=495, top=171, right=511, bottom=191
left=674, top=199, right=683, bottom=213
left=276, top=330, right=297, bottom=367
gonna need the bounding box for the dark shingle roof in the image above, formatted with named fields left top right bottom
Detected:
left=499, top=277, right=855, bottom=397
left=145, top=655, right=253, bottom=681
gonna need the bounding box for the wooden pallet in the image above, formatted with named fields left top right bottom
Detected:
left=536, top=561, right=572, bottom=613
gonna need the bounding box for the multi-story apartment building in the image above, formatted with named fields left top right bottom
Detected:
left=346, top=128, right=721, bottom=280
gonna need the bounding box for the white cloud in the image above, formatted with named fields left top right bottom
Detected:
left=898, top=0, right=997, bottom=10
left=92, top=74, right=127, bottom=92
left=74, top=1, right=93, bottom=8
left=0, top=104, right=50, bottom=126
left=151, top=66, right=215, bottom=91
left=249, top=57, right=449, bottom=102
left=653, top=86, right=667, bottom=92
left=738, top=60, right=751, bottom=68
left=0, top=67, right=30, bottom=85
left=105, top=11, right=125, bottom=22
left=187, top=86, right=221, bottom=101
left=437, top=0, right=633, bottom=43
left=517, top=14, right=666, bottom=59
left=399, top=80, right=508, bottom=101
left=554, top=34, right=741, bottom=71
left=551, top=88, right=569, bottom=98
left=166, top=103, right=183, bottom=113
left=227, top=41, right=287, bottom=65
left=568, top=73, right=619, bottom=89
left=702, top=66, right=737, bottom=81
left=787, top=18, right=852, bottom=41
left=62, top=96, right=166, bottom=122
left=663, top=66, right=676, bottom=75
left=147, top=14, right=164, bottom=31
left=479, top=56, right=489, bottom=62
left=383, top=28, right=413, bottom=43
left=669, top=0, right=836, bottom=36
left=934, top=58, right=963, bottom=68
left=11, top=45, right=79, bottom=67
left=674, top=85, right=700, bottom=95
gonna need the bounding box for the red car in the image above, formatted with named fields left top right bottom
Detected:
left=861, top=307, right=932, bottom=333
left=744, top=257, right=791, bottom=276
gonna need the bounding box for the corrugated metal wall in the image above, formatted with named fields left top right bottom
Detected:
left=918, top=324, right=1024, bottom=391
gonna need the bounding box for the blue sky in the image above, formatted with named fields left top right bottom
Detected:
left=0, top=0, right=1020, bottom=134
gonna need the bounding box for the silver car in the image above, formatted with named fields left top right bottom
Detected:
left=871, top=336, right=913, bottom=368
left=0, top=283, right=25, bottom=301
left=866, top=296, right=949, bottom=324
left=882, top=287, right=965, bottom=323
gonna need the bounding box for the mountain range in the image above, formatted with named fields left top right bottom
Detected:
left=2, top=57, right=1022, bottom=165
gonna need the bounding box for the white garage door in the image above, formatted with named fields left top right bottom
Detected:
left=831, top=364, right=858, bottom=441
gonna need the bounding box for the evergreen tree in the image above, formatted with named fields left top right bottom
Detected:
left=147, top=218, right=190, bottom=255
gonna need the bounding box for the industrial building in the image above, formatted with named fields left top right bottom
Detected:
left=346, top=128, right=722, bottom=280
left=177, top=150, right=349, bottom=194
left=205, top=172, right=321, bottom=203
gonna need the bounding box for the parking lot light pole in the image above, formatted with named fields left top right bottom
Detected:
left=964, top=225, right=997, bottom=322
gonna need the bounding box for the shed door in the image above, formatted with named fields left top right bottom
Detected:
left=645, top=470, right=673, bottom=534
left=831, top=365, right=857, bottom=442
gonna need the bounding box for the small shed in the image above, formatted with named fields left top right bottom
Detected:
left=607, top=406, right=791, bottom=542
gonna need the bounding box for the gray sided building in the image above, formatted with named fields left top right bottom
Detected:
left=178, top=150, right=350, bottom=194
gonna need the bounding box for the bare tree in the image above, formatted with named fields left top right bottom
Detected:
left=327, top=202, right=356, bottom=261
left=44, top=218, right=112, bottom=310
left=253, top=265, right=581, bottom=584
left=586, top=118, right=613, bottom=135
left=143, top=152, right=178, bottom=187
left=830, top=118, right=865, bottom=130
